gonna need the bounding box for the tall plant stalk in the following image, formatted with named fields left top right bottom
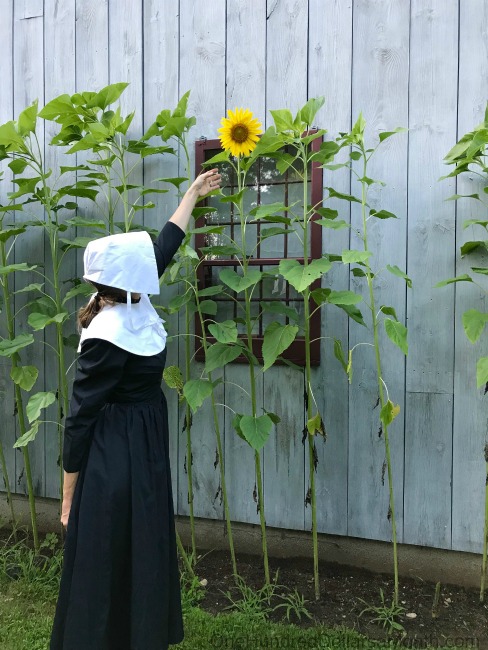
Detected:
left=0, top=226, right=38, bottom=548
left=338, top=115, right=409, bottom=606
left=236, top=156, right=270, bottom=585
left=438, top=107, right=488, bottom=601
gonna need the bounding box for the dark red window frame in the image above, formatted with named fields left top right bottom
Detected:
left=194, top=133, right=323, bottom=367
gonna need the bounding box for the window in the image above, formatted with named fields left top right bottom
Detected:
left=194, top=133, right=323, bottom=366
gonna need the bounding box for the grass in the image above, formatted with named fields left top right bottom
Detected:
left=0, top=529, right=467, bottom=650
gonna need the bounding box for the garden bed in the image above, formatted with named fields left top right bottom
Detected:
left=189, top=547, right=488, bottom=647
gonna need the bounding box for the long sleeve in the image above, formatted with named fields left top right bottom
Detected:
left=153, top=220, right=186, bottom=278
left=63, top=338, right=129, bottom=473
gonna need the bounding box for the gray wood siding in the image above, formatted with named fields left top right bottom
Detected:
left=0, top=0, right=486, bottom=555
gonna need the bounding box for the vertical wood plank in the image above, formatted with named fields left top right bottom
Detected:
left=263, top=0, right=308, bottom=531
left=404, top=0, right=459, bottom=548
left=348, top=0, right=409, bottom=542
left=143, top=0, right=181, bottom=515
left=307, top=0, right=353, bottom=536
left=0, top=0, right=16, bottom=499
left=223, top=0, right=266, bottom=529
left=43, top=0, right=76, bottom=500
left=13, top=0, right=45, bottom=498
left=178, top=0, right=226, bottom=522
left=451, top=0, right=488, bottom=554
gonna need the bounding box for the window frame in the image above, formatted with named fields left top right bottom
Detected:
left=194, top=132, right=324, bottom=367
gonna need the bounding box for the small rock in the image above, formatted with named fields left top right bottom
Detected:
left=199, top=578, right=208, bottom=587
left=405, top=612, right=417, bottom=619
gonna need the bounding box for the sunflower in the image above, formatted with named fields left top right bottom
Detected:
left=218, top=107, right=262, bottom=157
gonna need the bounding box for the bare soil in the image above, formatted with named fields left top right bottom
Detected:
left=186, top=547, right=488, bottom=648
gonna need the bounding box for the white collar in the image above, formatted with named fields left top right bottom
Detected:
left=77, top=294, right=167, bottom=356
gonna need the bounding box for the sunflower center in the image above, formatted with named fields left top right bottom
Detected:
left=231, top=124, right=249, bottom=143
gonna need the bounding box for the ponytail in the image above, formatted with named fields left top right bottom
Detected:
left=77, top=282, right=138, bottom=330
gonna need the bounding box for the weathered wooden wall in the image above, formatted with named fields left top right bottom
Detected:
left=0, top=0, right=487, bottom=554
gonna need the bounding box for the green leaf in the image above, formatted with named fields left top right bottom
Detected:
left=13, top=421, right=40, bottom=449
left=14, top=282, right=44, bottom=295
left=307, top=413, right=325, bottom=436
left=463, top=219, right=488, bottom=229
left=262, top=322, right=299, bottom=371
left=299, top=97, right=325, bottom=126
left=260, top=227, right=290, bottom=240
left=326, top=187, right=362, bottom=204
left=239, top=414, right=273, bottom=451
left=65, top=216, right=106, bottom=229
left=88, top=82, right=129, bottom=110
left=471, top=267, right=488, bottom=276
left=477, top=357, right=488, bottom=389
left=316, top=218, right=349, bottom=230
left=219, top=268, right=262, bottom=293
left=260, top=301, right=300, bottom=323
left=370, top=209, right=397, bottom=220
left=28, top=311, right=68, bottom=331
left=461, top=240, right=488, bottom=256
left=435, top=274, right=473, bottom=287
left=199, top=300, right=217, bottom=315
left=384, top=318, right=408, bottom=355
left=279, top=258, right=331, bottom=292
left=208, top=320, right=238, bottom=344
left=333, top=339, right=348, bottom=374
left=18, top=100, right=38, bottom=136
left=8, top=158, right=29, bottom=174
left=386, top=264, right=412, bottom=288
left=202, top=150, right=231, bottom=166
left=379, top=305, right=398, bottom=321
left=62, top=284, right=95, bottom=304
left=204, top=343, right=242, bottom=373
left=337, top=304, right=366, bottom=327
left=462, top=309, right=488, bottom=343
left=0, top=227, right=26, bottom=242
left=197, top=285, right=224, bottom=298
left=270, top=109, right=296, bottom=133
left=183, top=379, right=214, bottom=412
left=380, top=400, right=401, bottom=427
left=0, top=121, right=26, bottom=152
left=0, top=334, right=34, bottom=357
left=378, top=127, right=407, bottom=142
left=26, top=391, right=56, bottom=423
left=341, top=250, right=371, bottom=265
left=163, top=366, right=184, bottom=395
left=327, top=290, right=362, bottom=306
left=0, top=263, right=36, bottom=275
left=10, top=365, right=38, bottom=391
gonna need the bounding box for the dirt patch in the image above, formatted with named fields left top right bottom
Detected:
left=186, top=547, right=488, bottom=647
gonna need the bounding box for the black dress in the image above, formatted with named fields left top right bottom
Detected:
left=50, top=221, right=186, bottom=650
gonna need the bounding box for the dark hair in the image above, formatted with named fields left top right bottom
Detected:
left=77, top=281, right=140, bottom=329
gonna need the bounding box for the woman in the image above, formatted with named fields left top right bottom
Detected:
left=50, top=168, right=222, bottom=650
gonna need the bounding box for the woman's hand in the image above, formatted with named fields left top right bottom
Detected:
left=189, top=168, right=222, bottom=197
left=61, top=498, right=72, bottom=530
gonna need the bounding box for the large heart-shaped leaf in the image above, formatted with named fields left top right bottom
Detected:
left=10, top=365, right=38, bottom=391
left=384, top=318, right=408, bottom=355
left=204, top=343, right=242, bottom=373
left=239, top=414, right=273, bottom=451
left=462, top=309, right=488, bottom=343
left=13, top=421, right=40, bottom=449
left=26, top=391, right=56, bottom=423
left=208, top=320, right=238, bottom=344
left=183, top=379, right=214, bottom=412
left=279, top=258, right=331, bottom=292
left=219, top=269, right=262, bottom=293
left=0, top=334, right=34, bottom=357
left=262, top=322, right=298, bottom=371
